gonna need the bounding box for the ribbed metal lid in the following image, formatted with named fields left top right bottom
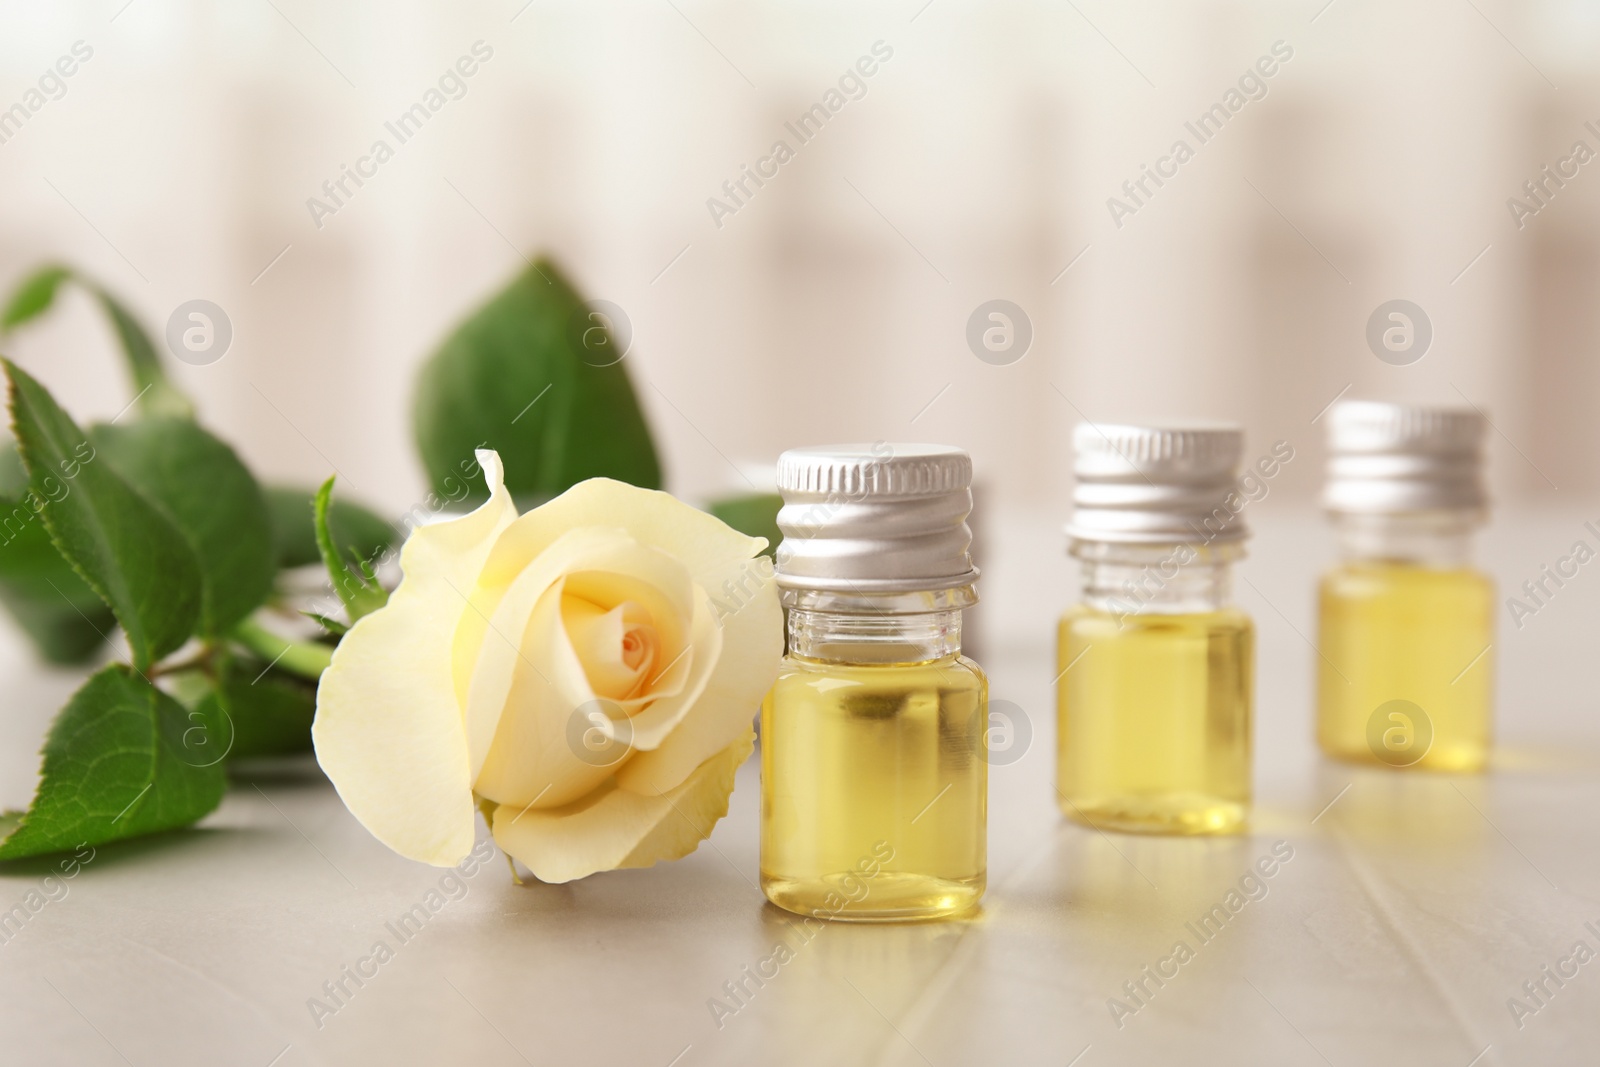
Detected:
left=1066, top=422, right=1250, bottom=545
left=1323, top=401, right=1487, bottom=515
left=773, top=444, right=978, bottom=592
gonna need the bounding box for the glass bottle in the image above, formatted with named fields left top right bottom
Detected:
left=760, top=444, right=987, bottom=921
left=1317, top=404, right=1493, bottom=772
left=1055, top=424, right=1255, bottom=835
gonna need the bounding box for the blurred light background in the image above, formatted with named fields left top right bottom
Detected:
left=1, top=0, right=1597, bottom=709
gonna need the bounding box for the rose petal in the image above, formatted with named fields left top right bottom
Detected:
left=458, top=528, right=630, bottom=781
left=606, top=586, right=721, bottom=753
left=472, top=579, right=614, bottom=808
left=313, top=450, right=518, bottom=866
left=614, top=554, right=782, bottom=797
left=476, top=478, right=780, bottom=799
left=562, top=599, right=655, bottom=700
left=490, top=726, right=755, bottom=884
left=477, top=478, right=769, bottom=600
left=560, top=568, right=693, bottom=703
left=461, top=531, right=698, bottom=786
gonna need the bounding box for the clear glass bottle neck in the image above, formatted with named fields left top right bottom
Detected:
left=1332, top=511, right=1480, bottom=568
left=1071, top=540, right=1242, bottom=615
left=782, top=586, right=975, bottom=664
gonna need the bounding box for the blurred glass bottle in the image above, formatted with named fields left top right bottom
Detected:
left=1056, top=424, right=1255, bottom=835
left=761, top=444, right=986, bottom=921
left=1317, top=403, right=1493, bottom=772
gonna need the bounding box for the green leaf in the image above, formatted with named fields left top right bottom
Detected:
left=1, top=265, right=191, bottom=418
left=197, top=655, right=317, bottom=761
left=707, top=493, right=782, bottom=559
left=264, top=484, right=395, bottom=570
left=0, top=665, right=226, bottom=860
left=4, top=360, right=202, bottom=671
left=91, top=418, right=275, bottom=637
left=0, top=494, right=115, bottom=663
left=314, top=477, right=388, bottom=622
left=1, top=265, right=71, bottom=329
left=93, top=289, right=192, bottom=418
left=412, top=258, right=661, bottom=506
left=0, top=439, right=111, bottom=662
left=0, top=438, right=26, bottom=496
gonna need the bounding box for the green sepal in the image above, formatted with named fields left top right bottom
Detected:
left=265, top=484, right=396, bottom=571
left=314, top=476, right=388, bottom=623
left=300, top=611, right=349, bottom=636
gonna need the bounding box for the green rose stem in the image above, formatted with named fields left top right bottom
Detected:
left=231, top=618, right=334, bottom=681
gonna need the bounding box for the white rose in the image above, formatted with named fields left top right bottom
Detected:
left=313, top=450, right=781, bottom=882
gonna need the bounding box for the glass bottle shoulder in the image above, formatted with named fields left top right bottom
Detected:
left=1319, top=559, right=1494, bottom=603
left=774, top=651, right=986, bottom=694
left=1058, top=601, right=1253, bottom=640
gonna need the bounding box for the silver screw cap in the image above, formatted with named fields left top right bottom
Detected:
left=1066, top=423, right=1249, bottom=545
left=1324, top=401, right=1487, bottom=516
left=773, top=444, right=978, bottom=592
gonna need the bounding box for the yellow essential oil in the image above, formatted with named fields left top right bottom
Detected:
left=1317, top=561, right=1494, bottom=771
left=1056, top=423, right=1263, bottom=836
left=761, top=655, right=987, bottom=920
left=1056, top=605, right=1252, bottom=833
left=761, top=443, right=987, bottom=922
left=1318, top=403, right=1493, bottom=772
